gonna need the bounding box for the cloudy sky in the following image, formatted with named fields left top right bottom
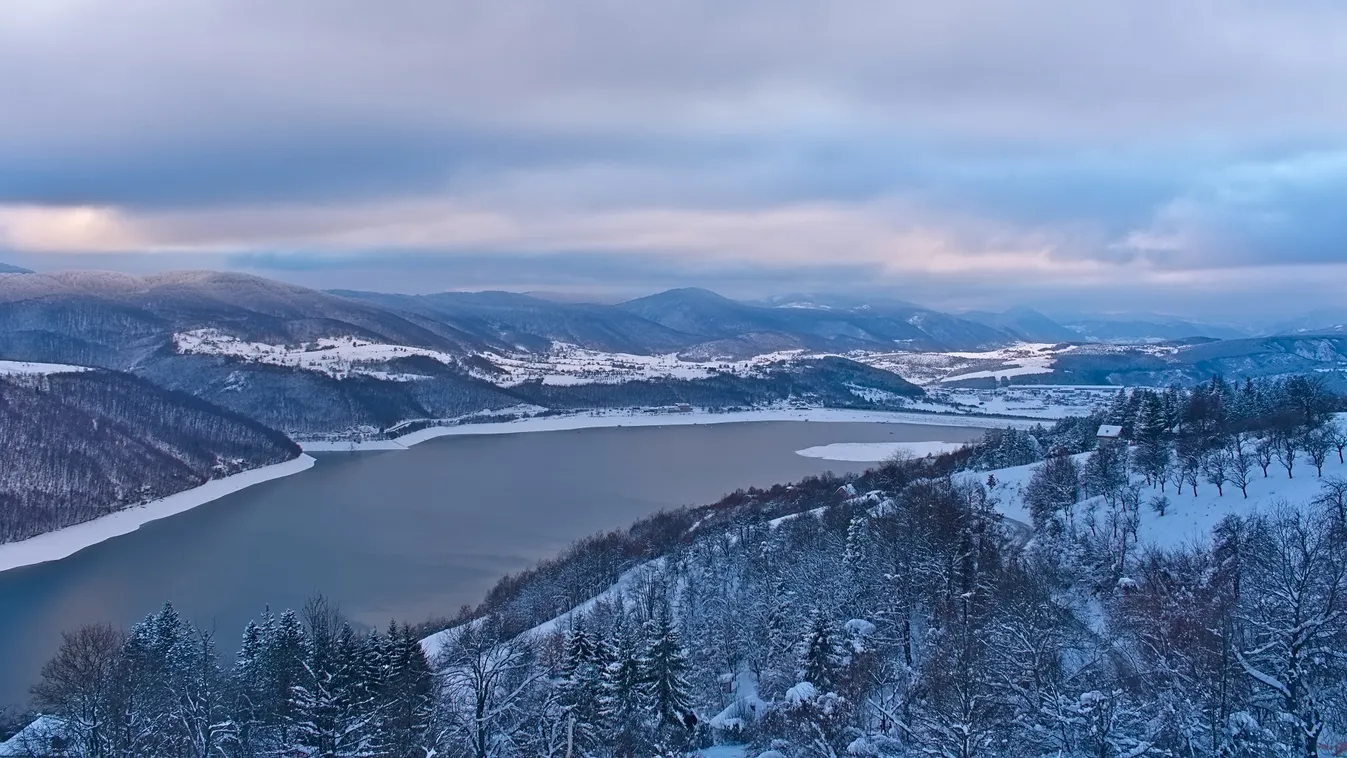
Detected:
left=2, top=1, right=1346, bottom=318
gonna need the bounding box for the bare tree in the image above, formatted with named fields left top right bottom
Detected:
left=1226, top=436, right=1254, bottom=499
left=1274, top=432, right=1298, bottom=479
left=1255, top=438, right=1275, bottom=478
left=436, top=617, right=544, bottom=758
left=30, top=623, right=127, bottom=758
left=1237, top=506, right=1347, bottom=758
left=1328, top=419, right=1347, bottom=464
left=1312, top=477, right=1347, bottom=527
left=1181, top=451, right=1202, bottom=497
left=1164, top=451, right=1187, bottom=495
left=1303, top=429, right=1332, bottom=478
left=1202, top=449, right=1229, bottom=497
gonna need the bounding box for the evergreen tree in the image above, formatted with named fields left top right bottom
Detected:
left=265, top=608, right=308, bottom=748
left=799, top=610, right=847, bottom=693
left=600, top=618, right=652, bottom=758
left=557, top=625, right=611, bottom=750
left=1134, top=390, right=1171, bottom=485
left=642, top=615, right=695, bottom=732
left=381, top=624, right=435, bottom=757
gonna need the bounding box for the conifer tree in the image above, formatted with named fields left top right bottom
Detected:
left=642, top=615, right=695, bottom=731
left=799, top=610, right=847, bottom=693
left=600, top=618, right=651, bottom=757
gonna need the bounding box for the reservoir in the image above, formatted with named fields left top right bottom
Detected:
left=0, top=420, right=984, bottom=706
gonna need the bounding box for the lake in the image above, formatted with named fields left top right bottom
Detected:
left=0, top=420, right=984, bottom=706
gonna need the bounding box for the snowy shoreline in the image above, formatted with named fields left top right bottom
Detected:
left=795, top=440, right=970, bottom=462
left=0, top=455, right=316, bottom=574
left=299, top=407, right=1038, bottom=452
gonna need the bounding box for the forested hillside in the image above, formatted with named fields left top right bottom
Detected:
left=0, top=368, right=299, bottom=545
left=22, top=376, right=1344, bottom=756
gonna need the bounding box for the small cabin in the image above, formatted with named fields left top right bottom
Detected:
left=1096, top=424, right=1124, bottom=444
left=674, top=403, right=693, bottom=413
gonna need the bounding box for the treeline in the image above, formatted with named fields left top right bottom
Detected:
left=973, top=374, right=1344, bottom=474
left=511, top=357, right=924, bottom=413
left=0, top=371, right=299, bottom=545
left=13, top=599, right=435, bottom=758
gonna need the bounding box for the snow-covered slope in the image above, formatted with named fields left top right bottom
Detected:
left=0, top=359, right=89, bottom=376
left=962, top=444, right=1347, bottom=550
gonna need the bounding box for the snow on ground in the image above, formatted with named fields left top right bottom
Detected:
left=962, top=447, right=1347, bottom=550
left=174, top=329, right=807, bottom=387
left=853, top=343, right=1063, bottom=386
left=305, top=407, right=1040, bottom=453
left=174, top=330, right=461, bottom=381
left=420, top=559, right=667, bottom=660
left=940, top=343, right=1059, bottom=382
left=0, top=455, right=315, bottom=574
left=930, top=385, right=1118, bottom=419
left=0, top=715, right=66, bottom=757
left=795, top=440, right=969, bottom=462
left=0, top=359, right=90, bottom=376
left=485, top=345, right=806, bottom=386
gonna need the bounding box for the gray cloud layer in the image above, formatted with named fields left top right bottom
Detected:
left=2, top=0, right=1346, bottom=316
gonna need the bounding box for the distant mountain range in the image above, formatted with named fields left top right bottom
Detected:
left=0, top=262, right=33, bottom=274
left=2, top=268, right=1345, bottom=437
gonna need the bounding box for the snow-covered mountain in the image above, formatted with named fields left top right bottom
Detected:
left=959, top=306, right=1080, bottom=343
left=618, top=287, right=1012, bottom=354
left=5, top=268, right=1347, bottom=438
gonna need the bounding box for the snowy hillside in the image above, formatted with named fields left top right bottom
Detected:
left=174, top=328, right=811, bottom=387
left=965, top=441, right=1347, bottom=550
left=0, top=359, right=89, bottom=376
left=400, top=378, right=1347, bottom=757
left=0, top=369, right=299, bottom=546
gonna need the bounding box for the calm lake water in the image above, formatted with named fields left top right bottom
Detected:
left=0, top=421, right=983, bottom=706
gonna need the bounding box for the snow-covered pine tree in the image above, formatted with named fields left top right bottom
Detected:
left=265, top=608, right=309, bottom=749
left=233, top=619, right=268, bottom=756
left=381, top=623, right=435, bottom=757
left=642, top=614, right=695, bottom=733
left=557, top=624, right=611, bottom=752
left=600, top=619, right=653, bottom=758
left=798, top=610, right=847, bottom=693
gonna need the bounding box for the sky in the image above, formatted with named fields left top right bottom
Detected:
left=2, top=0, right=1346, bottom=320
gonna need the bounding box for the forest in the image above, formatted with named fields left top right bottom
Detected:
left=0, top=371, right=299, bottom=545
left=7, top=375, right=1346, bottom=757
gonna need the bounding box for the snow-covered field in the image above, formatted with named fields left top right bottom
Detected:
left=0, top=359, right=90, bottom=376
left=0, top=455, right=315, bottom=574
left=852, top=343, right=1061, bottom=385
left=931, top=385, right=1119, bottom=419
left=851, top=342, right=1180, bottom=388
left=795, top=440, right=969, bottom=462
left=174, top=329, right=805, bottom=387
left=174, top=330, right=462, bottom=381
left=302, top=407, right=1039, bottom=452
left=963, top=447, right=1347, bottom=550
left=486, top=345, right=804, bottom=386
